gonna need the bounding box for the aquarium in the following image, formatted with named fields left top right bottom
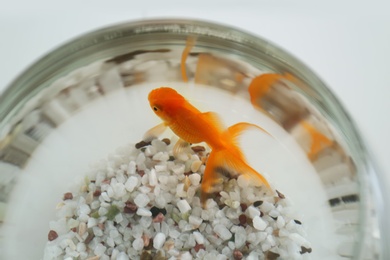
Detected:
left=0, top=20, right=385, bottom=259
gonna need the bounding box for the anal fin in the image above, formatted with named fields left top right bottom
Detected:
left=173, top=138, right=191, bottom=157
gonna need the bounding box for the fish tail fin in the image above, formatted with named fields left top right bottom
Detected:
left=200, top=151, right=223, bottom=205
left=224, top=122, right=273, bottom=147
left=200, top=146, right=271, bottom=206
left=200, top=122, right=273, bottom=206
left=224, top=122, right=271, bottom=187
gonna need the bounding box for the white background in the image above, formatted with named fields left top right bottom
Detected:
left=1, top=0, right=389, bottom=185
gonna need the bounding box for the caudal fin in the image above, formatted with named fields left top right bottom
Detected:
left=200, top=121, right=273, bottom=206
left=200, top=147, right=271, bottom=206
left=225, top=122, right=272, bottom=146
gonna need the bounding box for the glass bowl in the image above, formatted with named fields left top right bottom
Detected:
left=0, top=19, right=386, bottom=259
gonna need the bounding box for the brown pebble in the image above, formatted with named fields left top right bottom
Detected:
left=71, top=227, right=77, bottom=232
left=162, top=138, right=171, bottom=145
left=48, top=230, right=58, bottom=241
left=191, top=145, right=206, bottom=153
left=184, top=171, right=192, bottom=176
left=246, top=217, right=253, bottom=226
left=135, top=140, right=151, bottom=149
left=194, top=243, right=206, bottom=252
left=124, top=201, right=138, bottom=214
left=265, top=251, right=280, bottom=260
left=63, top=192, right=73, bottom=200
left=93, top=190, right=101, bottom=197
left=154, top=250, right=166, bottom=260
left=253, top=200, right=263, bottom=207
left=241, top=243, right=251, bottom=255
left=86, top=256, right=100, bottom=260
left=276, top=190, right=285, bottom=199
left=300, top=246, right=312, bottom=254
left=238, top=214, right=247, bottom=226
left=152, top=212, right=165, bottom=223
left=233, top=249, right=243, bottom=260
left=84, top=232, right=95, bottom=244
left=273, top=229, right=279, bottom=236
left=140, top=250, right=153, bottom=260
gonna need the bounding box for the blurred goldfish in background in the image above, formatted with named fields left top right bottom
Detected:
left=248, top=73, right=334, bottom=160
left=248, top=73, right=292, bottom=110
left=181, top=37, right=196, bottom=83
left=300, top=121, right=334, bottom=160
left=145, top=87, right=271, bottom=204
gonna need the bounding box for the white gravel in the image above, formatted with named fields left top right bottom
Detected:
left=43, top=138, right=312, bottom=259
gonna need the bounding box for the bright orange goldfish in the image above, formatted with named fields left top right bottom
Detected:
left=145, top=87, right=271, bottom=204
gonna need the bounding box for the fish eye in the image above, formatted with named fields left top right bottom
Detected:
left=153, top=106, right=158, bottom=111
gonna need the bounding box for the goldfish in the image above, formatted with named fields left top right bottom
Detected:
left=248, top=73, right=333, bottom=160
left=180, top=37, right=196, bottom=82
left=300, top=121, right=334, bottom=160
left=248, top=73, right=291, bottom=110
left=144, top=87, right=271, bottom=204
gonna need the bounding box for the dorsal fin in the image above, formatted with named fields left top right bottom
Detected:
left=201, top=112, right=226, bottom=132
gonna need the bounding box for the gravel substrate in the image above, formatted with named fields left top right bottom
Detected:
left=44, top=138, right=312, bottom=260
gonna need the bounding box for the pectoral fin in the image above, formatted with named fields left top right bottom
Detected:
left=143, top=123, right=167, bottom=142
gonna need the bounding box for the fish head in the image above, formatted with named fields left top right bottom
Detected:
left=148, top=87, right=185, bottom=121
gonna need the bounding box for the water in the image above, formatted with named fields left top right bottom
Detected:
left=2, top=83, right=342, bottom=259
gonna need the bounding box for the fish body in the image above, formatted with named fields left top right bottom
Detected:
left=147, top=87, right=271, bottom=203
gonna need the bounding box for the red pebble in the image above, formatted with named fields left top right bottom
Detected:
left=233, top=250, right=243, bottom=260
left=138, top=170, right=145, bottom=177
left=93, top=190, right=101, bottom=197
left=194, top=243, right=206, bottom=252
left=48, top=230, right=58, bottom=241
left=240, top=203, right=248, bottom=211
left=152, top=212, right=165, bottom=223
left=63, top=192, right=73, bottom=200
left=238, top=214, right=247, bottom=226
left=124, top=201, right=138, bottom=214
